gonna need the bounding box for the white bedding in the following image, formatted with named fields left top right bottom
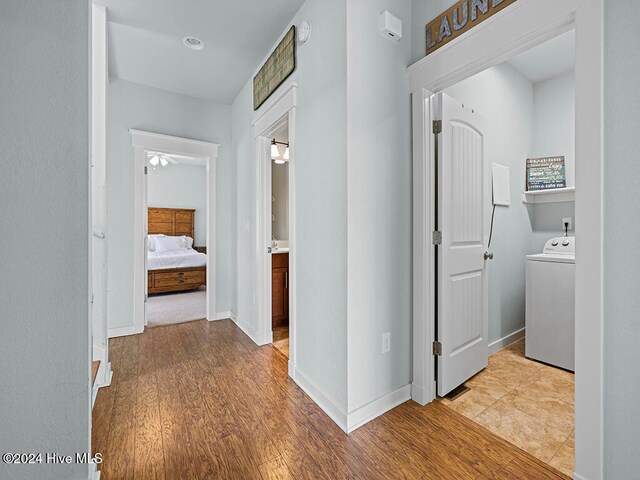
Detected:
left=148, top=249, right=207, bottom=270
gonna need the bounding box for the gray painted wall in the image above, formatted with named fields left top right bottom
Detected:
left=603, top=2, right=640, bottom=478
left=445, top=63, right=535, bottom=344
left=107, top=79, right=234, bottom=327
left=0, top=1, right=90, bottom=479
left=346, top=0, right=413, bottom=413
left=148, top=163, right=207, bottom=246
left=231, top=0, right=349, bottom=409
left=272, top=162, right=289, bottom=241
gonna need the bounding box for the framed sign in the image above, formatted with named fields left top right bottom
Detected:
left=425, top=0, right=519, bottom=56
left=253, top=26, right=296, bottom=111
left=526, top=156, right=566, bottom=191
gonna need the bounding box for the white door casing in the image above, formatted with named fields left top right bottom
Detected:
left=436, top=93, right=491, bottom=396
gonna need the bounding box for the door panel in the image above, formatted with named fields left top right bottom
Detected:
left=437, top=93, right=491, bottom=397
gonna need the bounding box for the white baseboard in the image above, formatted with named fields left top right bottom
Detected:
left=346, top=384, right=412, bottom=433
left=488, top=327, right=526, bottom=355
left=411, top=382, right=429, bottom=406
left=293, top=366, right=348, bottom=432
left=228, top=311, right=265, bottom=345
left=214, top=311, right=233, bottom=321
left=108, top=325, right=142, bottom=338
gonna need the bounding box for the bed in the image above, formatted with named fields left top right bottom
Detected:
left=147, top=207, right=207, bottom=295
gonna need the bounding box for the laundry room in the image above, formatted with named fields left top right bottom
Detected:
left=436, top=30, right=577, bottom=476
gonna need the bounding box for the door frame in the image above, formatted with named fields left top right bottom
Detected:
left=409, top=1, right=603, bottom=479
left=253, top=84, right=297, bottom=376
left=126, top=129, right=220, bottom=336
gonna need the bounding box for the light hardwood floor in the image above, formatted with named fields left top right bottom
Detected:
left=93, top=319, right=570, bottom=479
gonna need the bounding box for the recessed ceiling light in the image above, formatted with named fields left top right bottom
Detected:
left=183, top=36, right=204, bottom=51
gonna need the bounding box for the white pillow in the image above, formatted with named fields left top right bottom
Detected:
left=148, top=234, right=165, bottom=252
left=182, top=236, right=194, bottom=249
left=155, top=236, right=186, bottom=253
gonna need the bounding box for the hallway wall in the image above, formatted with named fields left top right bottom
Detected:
left=231, top=0, right=349, bottom=411
left=0, top=1, right=90, bottom=479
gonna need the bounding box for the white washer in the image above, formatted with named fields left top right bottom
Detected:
left=525, top=237, right=575, bottom=371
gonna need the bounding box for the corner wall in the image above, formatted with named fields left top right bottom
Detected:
left=0, top=1, right=90, bottom=478
left=231, top=0, right=349, bottom=411
left=346, top=0, right=413, bottom=415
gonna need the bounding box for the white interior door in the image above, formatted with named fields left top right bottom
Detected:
left=436, top=93, right=491, bottom=397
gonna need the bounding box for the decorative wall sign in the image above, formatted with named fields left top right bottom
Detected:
left=253, top=26, right=296, bottom=111
left=425, top=0, right=518, bottom=56
left=526, top=156, right=566, bottom=191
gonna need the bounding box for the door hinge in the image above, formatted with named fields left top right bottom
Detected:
left=144, top=166, right=148, bottom=174
left=433, top=341, right=442, bottom=356
left=432, top=231, right=442, bottom=245
left=433, top=120, right=442, bottom=134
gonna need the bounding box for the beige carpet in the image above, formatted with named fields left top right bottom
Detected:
left=147, top=286, right=206, bottom=328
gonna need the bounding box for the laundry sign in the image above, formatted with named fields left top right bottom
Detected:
left=425, top=0, right=519, bottom=56
left=526, top=156, right=566, bottom=191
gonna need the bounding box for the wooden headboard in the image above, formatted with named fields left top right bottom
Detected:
left=148, top=207, right=195, bottom=239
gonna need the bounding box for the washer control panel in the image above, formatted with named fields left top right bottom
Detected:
left=543, top=237, right=575, bottom=255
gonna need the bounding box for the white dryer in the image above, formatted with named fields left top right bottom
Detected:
left=525, top=237, right=575, bottom=371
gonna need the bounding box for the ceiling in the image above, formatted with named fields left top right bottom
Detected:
left=507, top=30, right=575, bottom=84
left=97, top=0, right=305, bottom=104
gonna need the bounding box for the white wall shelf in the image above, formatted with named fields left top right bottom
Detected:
left=522, top=187, right=575, bottom=204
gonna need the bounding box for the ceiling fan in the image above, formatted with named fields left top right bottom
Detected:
left=146, top=151, right=180, bottom=167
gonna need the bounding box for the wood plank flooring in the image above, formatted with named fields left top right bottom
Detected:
left=92, top=319, right=570, bottom=479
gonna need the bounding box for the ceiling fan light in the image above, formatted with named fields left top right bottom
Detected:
left=150, top=156, right=160, bottom=166
left=283, top=146, right=290, bottom=160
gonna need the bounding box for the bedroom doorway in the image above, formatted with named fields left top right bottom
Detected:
left=145, top=154, right=208, bottom=328
left=129, top=130, right=219, bottom=336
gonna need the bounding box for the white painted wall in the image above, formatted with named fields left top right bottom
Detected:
left=532, top=71, right=575, bottom=187
left=346, top=0, right=413, bottom=414
left=603, top=2, right=640, bottom=478
left=411, top=0, right=454, bottom=63
left=272, top=162, right=289, bottom=241
left=530, top=71, right=576, bottom=251
left=107, top=79, right=234, bottom=329
left=148, top=163, right=207, bottom=246
left=0, top=1, right=90, bottom=479
left=231, top=0, right=348, bottom=410
left=445, top=63, right=535, bottom=344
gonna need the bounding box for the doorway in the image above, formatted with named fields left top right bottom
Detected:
left=254, top=85, right=296, bottom=374
left=128, top=130, right=219, bottom=336
left=410, top=1, right=603, bottom=479
left=270, top=122, right=291, bottom=358
left=431, top=30, right=577, bottom=474
left=144, top=150, right=209, bottom=328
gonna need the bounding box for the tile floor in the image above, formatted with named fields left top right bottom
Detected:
left=272, top=326, right=289, bottom=358
left=439, top=339, right=574, bottom=477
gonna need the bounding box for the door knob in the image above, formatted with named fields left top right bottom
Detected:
left=484, top=251, right=494, bottom=260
